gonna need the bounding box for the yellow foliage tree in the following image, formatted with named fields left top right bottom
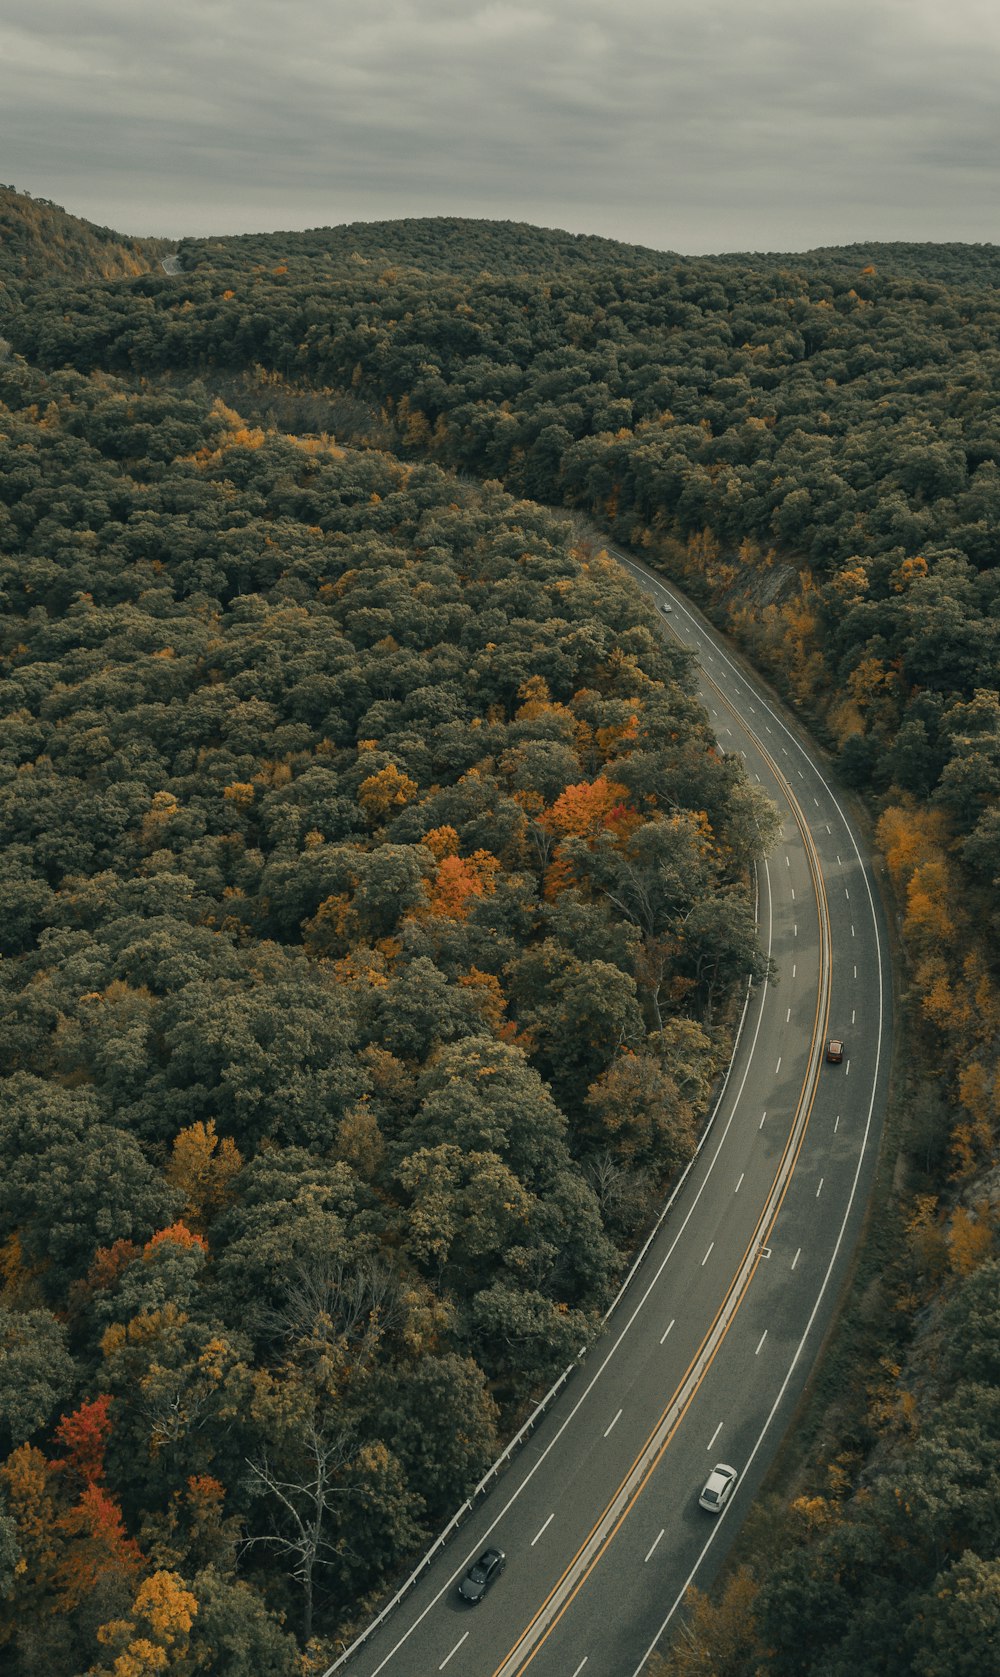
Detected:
left=222, top=781, right=255, bottom=808
left=334, top=1101, right=386, bottom=1181
left=646, top=1567, right=762, bottom=1676
left=515, top=675, right=554, bottom=718
left=905, top=859, right=958, bottom=948
left=165, top=1120, right=243, bottom=1230
left=0, top=1231, right=34, bottom=1305
left=302, top=892, right=355, bottom=959
left=947, top=1203, right=995, bottom=1276
left=905, top=1193, right=947, bottom=1278
left=357, top=763, right=418, bottom=821
left=457, top=967, right=510, bottom=1035
left=0, top=1444, right=60, bottom=1639
left=876, top=800, right=951, bottom=893
left=92, top=1569, right=198, bottom=1677
left=140, top=791, right=179, bottom=850
left=957, top=1062, right=993, bottom=1129
left=916, top=956, right=971, bottom=1034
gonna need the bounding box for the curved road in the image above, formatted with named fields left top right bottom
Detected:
left=339, top=550, right=893, bottom=1677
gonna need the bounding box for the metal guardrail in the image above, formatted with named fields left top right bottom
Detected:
left=322, top=895, right=759, bottom=1676
left=319, top=1361, right=578, bottom=1675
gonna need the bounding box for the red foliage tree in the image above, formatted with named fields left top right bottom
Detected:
left=53, top=1394, right=113, bottom=1486
left=53, top=1482, right=144, bottom=1612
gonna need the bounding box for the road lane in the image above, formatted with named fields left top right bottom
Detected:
left=335, top=549, right=891, bottom=1677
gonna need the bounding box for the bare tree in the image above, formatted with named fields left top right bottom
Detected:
left=266, top=1255, right=405, bottom=1378
left=244, top=1419, right=355, bottom=1643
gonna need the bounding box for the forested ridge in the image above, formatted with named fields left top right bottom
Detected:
left=0, top=185, right=166, bottom=298
left=1, top=189, right=999, bottom=1674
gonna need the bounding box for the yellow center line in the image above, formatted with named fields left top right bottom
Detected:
left=491, top=687, right=833, bottom=1677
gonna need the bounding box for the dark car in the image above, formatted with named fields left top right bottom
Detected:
left=457, top=1546, right=506, bottom=1603
left=825, top=1038, right=844, bottom=1064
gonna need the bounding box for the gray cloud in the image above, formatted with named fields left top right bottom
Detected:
left=1, top=0, right=997, bottom=250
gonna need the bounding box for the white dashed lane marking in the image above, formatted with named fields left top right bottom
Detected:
left=440, top=1633, right=469, bottom=1669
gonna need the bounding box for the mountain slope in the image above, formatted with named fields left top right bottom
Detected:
left=0, top=185, right=169, bottom=297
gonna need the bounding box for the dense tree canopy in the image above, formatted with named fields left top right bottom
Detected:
left=0, top=277, right=770, bottom=1666
left=2, top=188, right=998, bottom=1676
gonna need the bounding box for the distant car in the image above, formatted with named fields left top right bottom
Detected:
left=825, top=1038, right=844, bottom=1064
left=699, top=1463, right=738, bottom=1513
left=660, top=601, right=672, bottom=613
left=457, top=1547, right=506, bottom=1603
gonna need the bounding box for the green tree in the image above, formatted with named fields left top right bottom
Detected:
left=0, top=1075, right=179, bottom=1298
left=466, top=1282, right=592, bottom=1397
left=368, top=1353, right=499, bottom=1521
left=184, top=1565, right=300, bottom=1676
left=583, top=1051, right=695, bottom=1172
left=910, top=1553, right=1000, bottom=1677
left=0, top=1306, right=77, bottom=1449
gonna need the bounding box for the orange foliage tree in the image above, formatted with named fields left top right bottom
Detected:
left=421, top=824, right=460, bottom=860
left=423, top=850, right=500, bottom=919
left=537, top=775, right=637, bottom=899
left=52, top=1482, right=144, bottom=1613
left=540, top=775, right=633, bottom=842
left=143, top=1223, right=209, bottom=1258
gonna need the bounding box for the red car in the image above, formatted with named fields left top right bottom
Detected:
left=825, top=1038, right=844, bottom=1064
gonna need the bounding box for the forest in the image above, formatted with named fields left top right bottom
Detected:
left=1, top=186, right=998, bottom=1675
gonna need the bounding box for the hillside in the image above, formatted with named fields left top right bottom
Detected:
left=1, top=190, right=998, bottom=1676
left=0, top=270, right=772, bottom=1669
left=174, top=214, right=675, bottom=280
left=711, top=239, right=1000, bottom=288
left=0, top=185, right=169, bottom=298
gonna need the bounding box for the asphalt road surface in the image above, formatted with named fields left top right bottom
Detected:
left=336, top=550, right=893, bottom=1677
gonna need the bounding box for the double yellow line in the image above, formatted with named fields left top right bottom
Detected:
left=492, top=703, right=834, bottom=1677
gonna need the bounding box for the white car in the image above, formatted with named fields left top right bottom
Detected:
left=699, top=1462, right=738, bottom=1513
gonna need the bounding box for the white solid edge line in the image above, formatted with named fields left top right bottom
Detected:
left=353, top=583, right=784, bottom=1677
left=631, top=889, right=885, bottom=1675
left=613, top=552, right=887, bottom=1677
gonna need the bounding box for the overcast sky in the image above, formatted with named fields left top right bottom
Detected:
left=2, top=0, right=998, bottom=253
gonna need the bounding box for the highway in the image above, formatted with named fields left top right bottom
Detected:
left=336, top=549, right=893, bottom=1677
